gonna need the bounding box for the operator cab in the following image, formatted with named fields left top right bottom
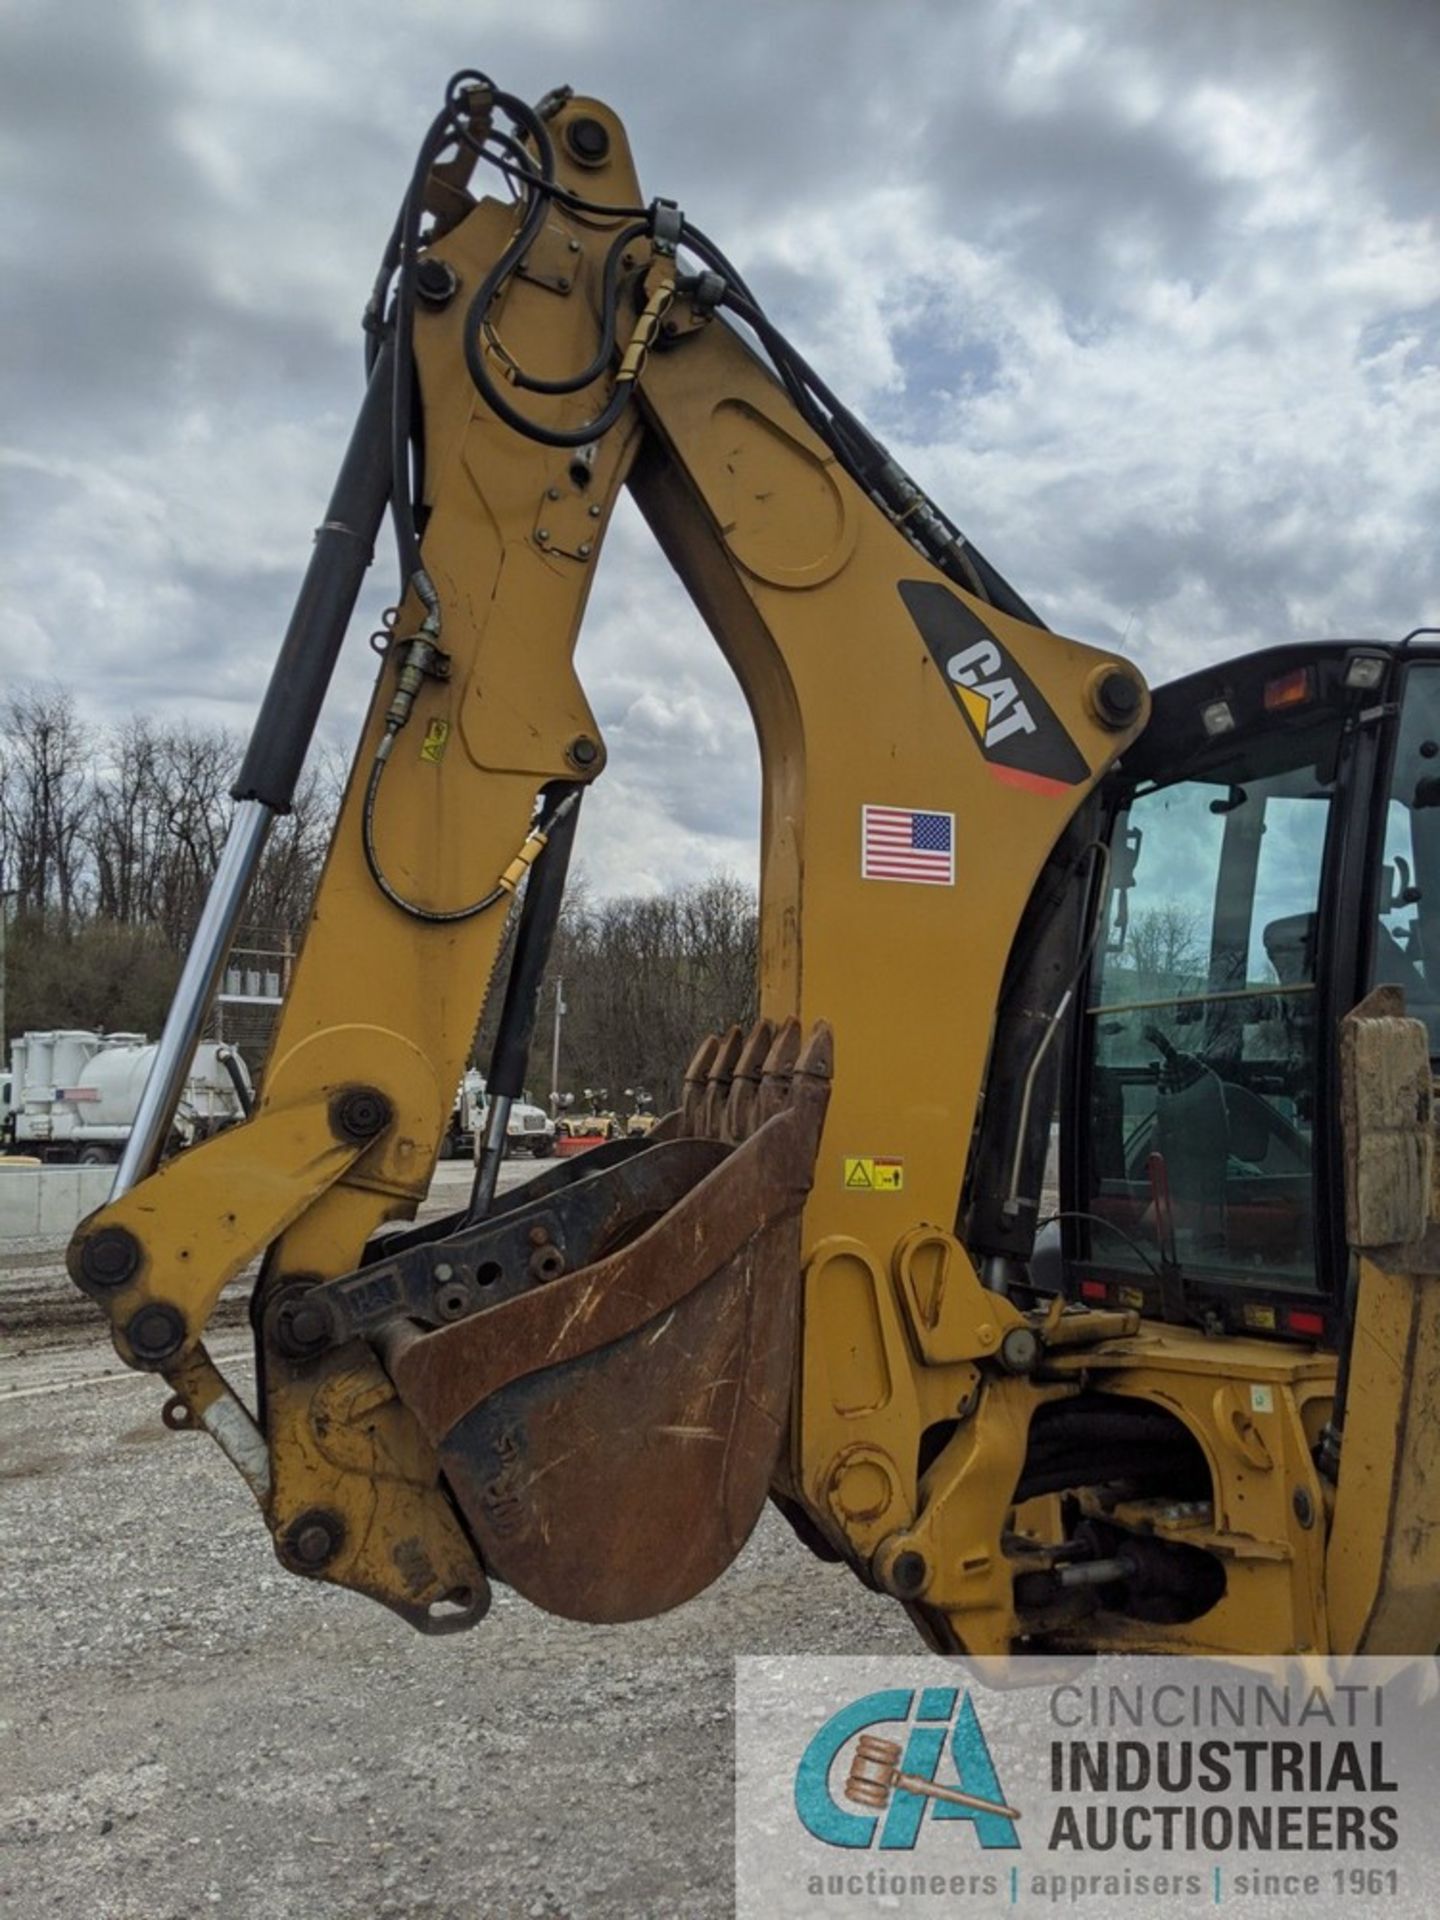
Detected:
left=1060, top=637, right=1440, bottom=1341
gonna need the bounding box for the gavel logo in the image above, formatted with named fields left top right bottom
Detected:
left=843, top=1734, right=1022, bottom=1822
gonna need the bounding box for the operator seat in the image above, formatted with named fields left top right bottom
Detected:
left=1262, top=911, right=1315, bottom=988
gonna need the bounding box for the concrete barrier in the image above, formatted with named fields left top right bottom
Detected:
left=0, top=1164, right=116, bottom=1240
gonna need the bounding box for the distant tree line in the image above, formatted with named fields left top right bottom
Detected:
left=504, top=875, right=759, bottom=1113
left=0, top=686, right=758, bottom=1108
left=0, top=687, right=337, bottom=1043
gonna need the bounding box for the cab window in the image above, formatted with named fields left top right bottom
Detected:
left=1082, top=722, right=1341, bottom=1290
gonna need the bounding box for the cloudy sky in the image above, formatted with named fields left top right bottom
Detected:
left=3, top=0, right=1437, bottom=895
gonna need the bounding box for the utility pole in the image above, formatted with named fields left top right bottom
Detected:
left=0, top=889, right=13, bottom=1072
left=550, top=976, right=566, bottom=1111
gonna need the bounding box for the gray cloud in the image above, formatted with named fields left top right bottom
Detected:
left=3, top=0, right=1436, bottom=893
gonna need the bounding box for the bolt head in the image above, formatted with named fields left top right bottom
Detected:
left=285, top=1509, right=344, bottom=1571
left=414, top=258, right=459, bottom=308
left=1093, top=668, right=1143, bottom=730
left=565, top=115, right=611, bottom=165
left=999, top=1326, right=1040, bottom=1374
left=890, top=1550, right=929, bottom=1598
left=274, top=1290, right=333, bottom=1358
left=289, top=1302, right=327, bottom=1346
left=77, top=1225, right=142, bottom=1291
left=125, top=1302, right=186, bottom=1366
left=568, top=735, right=599, bottom=768
left=332, top=1087, right=391, bottom=1144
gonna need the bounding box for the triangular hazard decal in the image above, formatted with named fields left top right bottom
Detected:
left=845, top=1160, right=874, bottom=1189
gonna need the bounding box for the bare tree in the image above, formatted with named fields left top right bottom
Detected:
left=0, top=686, right=92, bottom=920
left=1112, top=903, right=1206, bottom=998
left=0, top=689, right=344, bottom=1049
left=535, top=874, right=758, bottom=1108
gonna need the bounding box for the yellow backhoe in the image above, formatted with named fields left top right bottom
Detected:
left=67, top=71, right=1440, bottom=1658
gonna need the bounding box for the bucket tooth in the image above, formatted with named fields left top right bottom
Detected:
left=680, top=1032, right=721, bottom=1136
left=793, top=1019, right=834, bottom=1087
left=701, top=1025, right=745, bottom=1139
left=756, top=1016, right=803, bottom=1125
left=723, top=1018, right=775, bottom=1143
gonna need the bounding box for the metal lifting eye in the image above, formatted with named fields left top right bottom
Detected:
left=369, top=605, right=401, bottom=656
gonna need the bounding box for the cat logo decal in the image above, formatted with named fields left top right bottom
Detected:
left=898, top=580, right=1089, bottom=795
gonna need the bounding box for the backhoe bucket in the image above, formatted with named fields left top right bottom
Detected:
left=386, top=1019, right=831, bottom=1622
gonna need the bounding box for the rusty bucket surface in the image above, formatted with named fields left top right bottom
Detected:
left=389, top=1020, right=832, bottom=1622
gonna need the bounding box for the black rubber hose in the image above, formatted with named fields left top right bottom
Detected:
left=216, top=1046, right=254, bottom=1118
left=363, top=209, right=403, bottom=376
left=1013, top=1448, right=1198, bottom=1503
left=1014, top=1400, right=1211, bottom=1503
left=494, top=222, right=648, bottom=396
left=465, top=331, right=639, bottom=447
left=361, top=746, right=508, bottom=924
left=719, top=286, right=1045, bottom=628
left=389, top=99, right=471, bottom=586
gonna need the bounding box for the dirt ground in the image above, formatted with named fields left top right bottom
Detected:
left=0, top=1161, right=914, bottom=1920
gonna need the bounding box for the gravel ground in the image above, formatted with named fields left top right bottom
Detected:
left=0, top=1160, right=914, bottom=1920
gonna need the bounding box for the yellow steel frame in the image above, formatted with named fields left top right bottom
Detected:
left=69, top=92, right=1439, bottom=1656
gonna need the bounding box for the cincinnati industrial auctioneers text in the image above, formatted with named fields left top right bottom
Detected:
left=1044, top=1680, right=1396, bottom=1853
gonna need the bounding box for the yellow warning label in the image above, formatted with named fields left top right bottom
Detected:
left=420, top=718, right=450, bottom=764
left=843, top=1156, right=904, bottom=1192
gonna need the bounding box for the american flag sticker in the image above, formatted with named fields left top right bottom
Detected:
left=861, top=805, right=956, bottom=885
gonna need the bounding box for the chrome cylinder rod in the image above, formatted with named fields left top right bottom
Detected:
left=112, top=799, right=273, bottom=1196
left=469, top=1095, right=514, bottom=1222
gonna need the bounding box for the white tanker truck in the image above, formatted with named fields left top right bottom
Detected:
left=4, top=1029, right=252, bottom=1166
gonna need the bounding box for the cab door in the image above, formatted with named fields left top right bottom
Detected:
left=1064, top=647, right=1399, bottom=1338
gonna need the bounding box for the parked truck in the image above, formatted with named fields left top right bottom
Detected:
left=4, top=1030, right=252, bottom=1165
left=440, top=1070, right=554, bottom=1160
